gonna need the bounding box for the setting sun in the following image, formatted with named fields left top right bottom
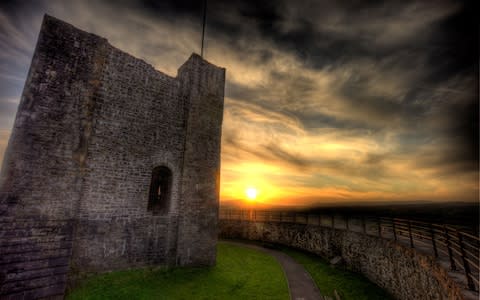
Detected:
left=246, top=187, right=258, bottom=201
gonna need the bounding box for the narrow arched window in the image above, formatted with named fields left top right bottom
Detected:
left=148, top=166, right=172, bottom=214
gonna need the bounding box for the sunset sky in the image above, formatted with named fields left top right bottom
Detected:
left=0, top=0, right=478, bottom=207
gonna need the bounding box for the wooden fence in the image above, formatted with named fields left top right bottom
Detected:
left=219, top=209, right=479, bottom=292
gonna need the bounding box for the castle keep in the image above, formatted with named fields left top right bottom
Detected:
left=0, top=15, right=225, bottom=298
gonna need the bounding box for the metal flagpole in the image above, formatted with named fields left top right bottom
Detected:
left=201, top=0, right=207, bottom=57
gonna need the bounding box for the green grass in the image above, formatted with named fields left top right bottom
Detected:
left=67, top=241, right=392, bottom=300
left=281, top=247, right=393, bottom=300
left=67, top=242, right=289, bottom=300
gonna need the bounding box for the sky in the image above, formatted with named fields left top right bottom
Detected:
left=0, top=0, right=478, bottom=207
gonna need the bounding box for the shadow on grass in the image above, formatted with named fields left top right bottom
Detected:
left=67, top=240, right=392, bottom=300
left=225, top=239, right=393, bottom=300
left=67, top=242, right=289, bottom=300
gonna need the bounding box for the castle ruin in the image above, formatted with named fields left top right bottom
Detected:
left=0, top=15, right=225, bottom=299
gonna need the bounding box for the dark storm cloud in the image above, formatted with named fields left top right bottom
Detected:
left=262, top=143, right=310, bottom=169
left=225, top=81, right=257, bottom=104
left=193, top=0, right=460, bottom=69
left=413, top=142, right=479, bottom=176
left=363, top=153, right=389, bottom=166
left=430, top=88, right=479, bottom=172
left=218, top=2, right=475, bottom=119
left=223, top=0, right=477, bottom=176
left=228, top=72, right=394, bottom=132
left=338, top=80, right=403, bottom=124
left=222, top=129, right=310, bottom=170
left=424, top=0, right=477, bottom=82
left=286, top=110, right=364, bottom=130
left=0, top=0, right=477, bottom=202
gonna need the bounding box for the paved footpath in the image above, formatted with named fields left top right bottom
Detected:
left=223, top=241, right=323, bottom=300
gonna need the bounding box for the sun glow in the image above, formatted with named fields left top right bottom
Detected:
left=246, top=187, right=258, bottom=201
left=220, top=163, right=298, bottom=206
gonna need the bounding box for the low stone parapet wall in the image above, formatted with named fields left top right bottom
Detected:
left=219, top=219, right=465, bottom=300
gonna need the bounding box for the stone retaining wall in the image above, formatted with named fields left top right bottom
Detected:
left=219, top=219, right=465, bottom=300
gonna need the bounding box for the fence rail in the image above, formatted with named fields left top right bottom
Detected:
left=219, top=209, right=480, bottom=292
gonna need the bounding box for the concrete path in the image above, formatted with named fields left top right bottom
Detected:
left=223, top=241, right=323, bottom=300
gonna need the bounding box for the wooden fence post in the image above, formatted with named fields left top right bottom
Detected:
left=430, top=224, right=438, bottom=258
left=408, top=220, right=414, bottom=248
left=362, top=216, right=366, bottom=234
left=392, top=218, right=397, bottom=241
left=377, top=217, right=382, bottom=238
left=444, top=225, right=456, bottom=271
left=457, top=231, right=475, bottom=290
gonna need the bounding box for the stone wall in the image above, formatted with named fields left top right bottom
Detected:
left=0, top=218, right=73, bottom=298
left=219, top=220, right=466, bottom=300
left=0, top=14, right=225, bottom=299
left=175, top=54, right=225, bottom=266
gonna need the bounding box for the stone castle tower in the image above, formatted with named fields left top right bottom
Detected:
left=0, top=15, right=225, bottom=298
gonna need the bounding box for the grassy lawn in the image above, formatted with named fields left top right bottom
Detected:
left=68, top=241, right=392, bottom=300
left=281, top=247, right=393, bottom=300
left=67, top=242, right=289, bottom=300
